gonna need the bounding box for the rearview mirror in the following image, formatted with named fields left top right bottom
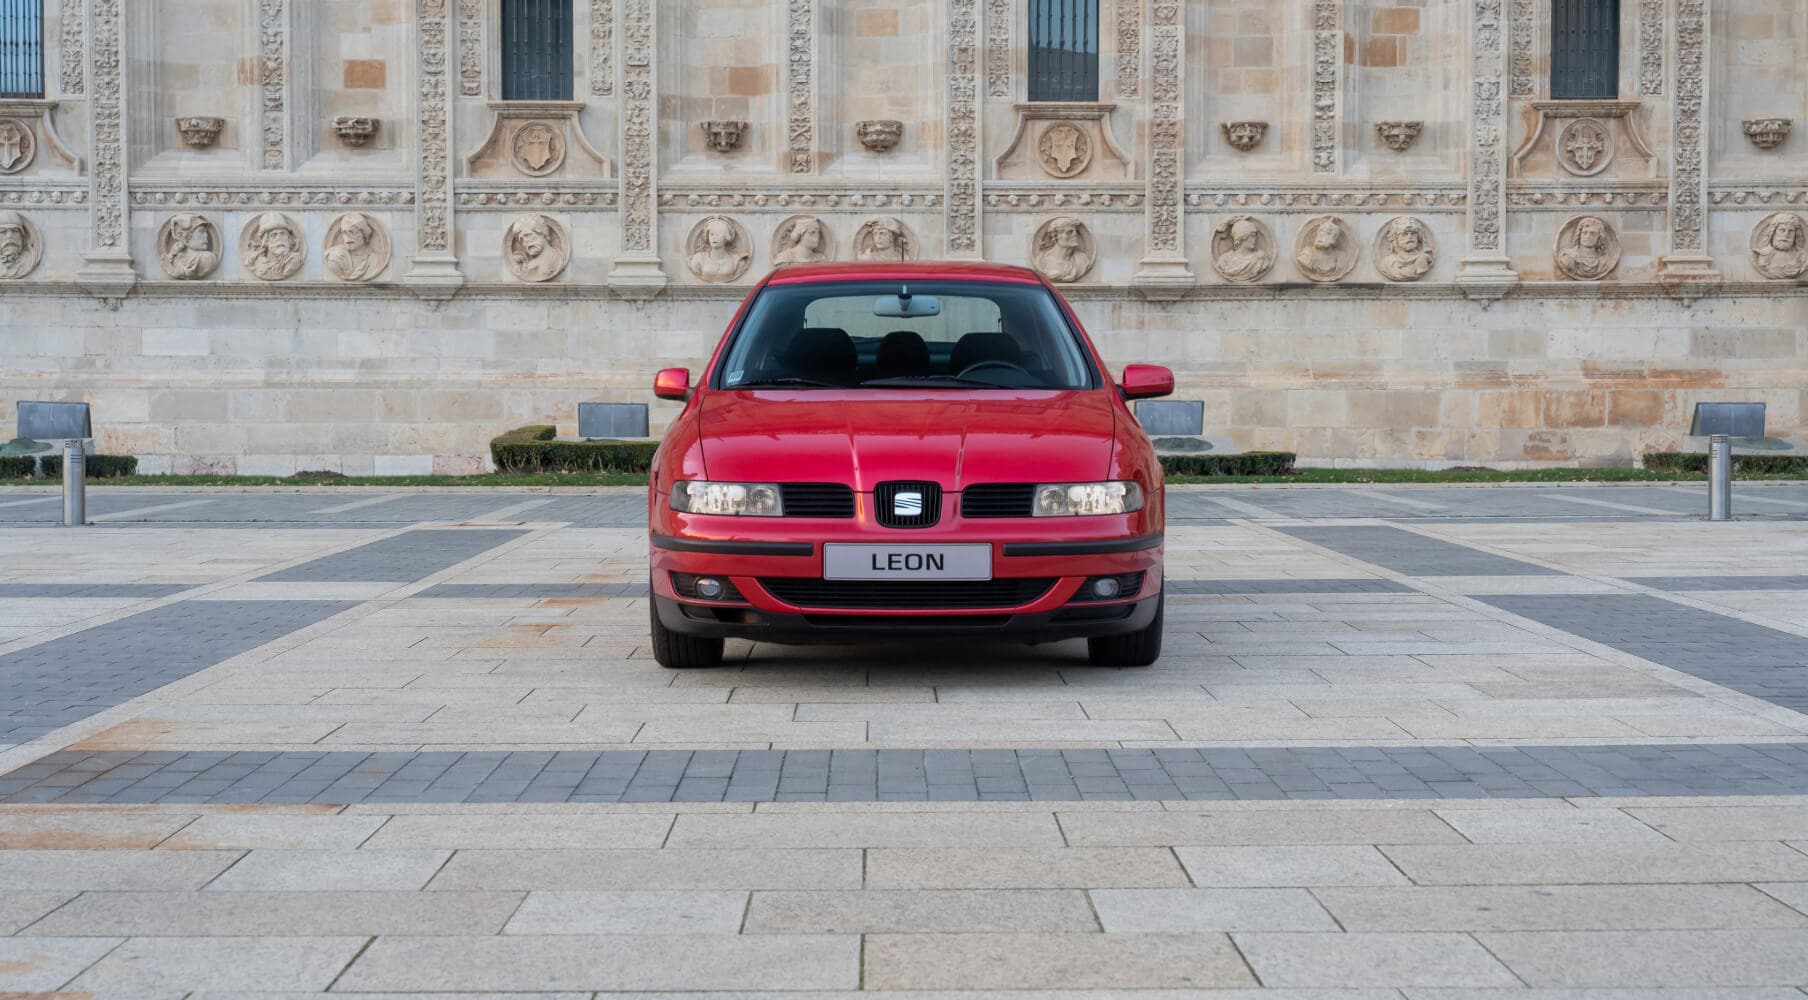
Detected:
left=873, top=294, right=941, bottom=318
left=653, top=368, right=692, bottom=400
left=1119, top=364, right=1174, bottom=401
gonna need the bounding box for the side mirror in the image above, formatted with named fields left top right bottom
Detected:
left=1118, top=364, right=1174, bottom=401
left=653, top=368, right=692, bottom=400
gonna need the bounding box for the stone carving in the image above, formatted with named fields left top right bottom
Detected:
left=1117, top=0, right=1141, bottom=98
left=0, top=118, right=35, bottom=173
left=88, top=0, right=126, bottom=256
left=1558, top=118, right=1613, bottom=176
left=511, top=122, right=566, bottom=176
left=1744, top=118, right=1793, bottom=151
left=1376, top=121, right=1423, bottom=153
left=1467, top=0, right=1508, bottom=260
left=686, top=215, right=753, bottom=282
left=703, top=120, right=747, bottom=154
left=333, top=117, right=378, bottom=148
left=258, top=0, right=286, bottom=169
left=1311, top=0, right=1339, bottom=172
left=856, top=120, right=902, bottom=153
left=946, top=0, right=980, bottom=257
left=415, top=0, right=455, bottom=259
left=1293, top=216, right=1359, bottom=283
left=156, top=213, right=222, bottom=280
left=985, top=0, right=1010, bottom=98
left=854, top=216, right=917, bottom=262
left=324, top=212, right=391, bottom=282
left=1639, top=0, right=1664, bottom=97
left=1222, top=122, right=1267, bottom=152
left=1669, top=0, right=1707, bottom=257
left=771, top=215, right=835, bottom=265
left=1555, top=215, right=1620, bottom=281
left=1751, top=213, right=1808, bottom=280
left=1210, top=216, right=1276, bottom=284
left=1038, top=123, right=1091, bottom=179
left=1510, top=0, right=1534, bottom=96
left=1145, top=0, right=1184, bottom=262
left=61, top=0, right=84, bottom=94
left=787, top=0, right=813, bottom=173
left=0, top=211, right=43, bottom=279
left=458, top=0, right=482, bottom=96
left=1375, top=217, right=1436, bottom=282
left=176, top=116, right=224, bottom=149
left=1032, top=217, right=1095, bottom=283
left=503, top=214, right=570, bottom=283
left=618, top=0, right=654, bottom=259
left=240, top=212, right=304, bottom=281
left=590, top=0, right=613, bottom=96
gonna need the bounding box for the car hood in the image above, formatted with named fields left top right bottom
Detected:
left=696, top=390, right=1117, bottom=489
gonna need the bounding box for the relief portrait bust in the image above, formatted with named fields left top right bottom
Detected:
left=240, top=212, right=305, bottom=282
left=1031, top=216, right=1096, bottom=283
left=158, top=213, right=222, bottom=280
left=686, top=215, right=753, bottom=283
left=0, top=210, right=42, bottom=280
left=1751, top=212, right=1808, bottom=280
left=1375, top=217, right=1436, bottom=283
left=323, top=212, right=391, bottom=282
left=771, top=215, right=835, bottom=266
left=1293, top=216, right=1359, bottom=283
left=853, top=216, right=917, bottom=262
left=1554, top=215, right=1620, bottom=281
left=1210, top=215, right=1276, bottom=284
left=503, top=214, right=570, bottom=283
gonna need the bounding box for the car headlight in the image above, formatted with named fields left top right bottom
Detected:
left=670, top=481, right=784, bottom=516
left=1033, top=481, right=1145, bottom=516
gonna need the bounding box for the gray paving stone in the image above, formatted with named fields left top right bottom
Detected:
left=67, top=935, right=367, bottom=992
left=744, top=889, right=1098, bottom=934
left=24, top=889, right=522, bottom=937
left=0, top=936, right=125, bottom=991
left=1279, top=525, right=1558, bottom=576
left=1476, top=929, right=1808, bottom=988
left=1317, top=884, right=1808, bottom=931
left=1235, top=931, right=1521, bottom=988
left=256, top=528, right=527, bottom=583
left=863, top=931, right=1256, bottom=990
left=335, top=934, right=860, bottom=991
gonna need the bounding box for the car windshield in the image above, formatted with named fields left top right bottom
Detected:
left=714, top=280, right=1096, bottom=390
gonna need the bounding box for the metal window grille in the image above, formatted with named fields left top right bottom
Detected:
left=1028, top=0, right=1098, bottom=102
left=0, top=0, right=43, bottom=100
left=1551, top=0, right=1619, bottom=99
left=501, top=0, right=573, bottom=101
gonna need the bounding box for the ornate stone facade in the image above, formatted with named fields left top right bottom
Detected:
left=2, top=0, right=1806, bottom=474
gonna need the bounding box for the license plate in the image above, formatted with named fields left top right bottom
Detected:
left=823, top=543, right=993, bottom=581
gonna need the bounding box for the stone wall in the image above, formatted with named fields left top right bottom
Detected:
left=0, top=0, right=1804, bottom=471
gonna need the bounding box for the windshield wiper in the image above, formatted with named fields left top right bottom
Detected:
left=860, top=375, right=1021, bottom=389
left=727, top=377, right=847, bottom=390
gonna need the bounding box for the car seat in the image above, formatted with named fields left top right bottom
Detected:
left=875, top=330, right=933, bottom=378
left=781, top=327, right=858, bottom=384
left=949, top=331, right=1024, bottom=373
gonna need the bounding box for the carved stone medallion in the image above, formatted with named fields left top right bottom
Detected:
left=1750, top=212, right=1808, bottom=280
left=503, top=214, right=571, bottom=283
left=1375, top=121, right=1423, bottom=153
left=0, top=118, right=35, bottom=174
left=1037, top=122, right=1092, bottom=179
left=702, top=120, right=748, bottom=154
left=1292, top=216, right=1359, bottom=283
left=1222, top=121, right=1268, bottom=153
left=333, top=116, right=379, bottom=148
left=510, top=122, right=566, bottom=177
left=771, top=215, right=836, bottom=266
left=240, top=212, right=305, bottom=282
left=1558, top=118, right=1613, bottom=176
left=0, top=211, right=42, bottom=279
left=324, top=212, right=392, bottom=282
left=1744, top=118, right=1793, bottom=151
left=686, top=215, right=753, bottom=283
left=1374, top=217, right=1436, bottom=283
left=1031, top=217, right=1096, bottom=283
left=853, top=217, right=917, bottom=262
left=856, top=120, right=903, bottom=153
left=1209, top=215, right=1277, bottom=284
left=176, top=116, right=225, bottom=149
left=156, top=213, right=222, bottom=280
left=1554, top=215, right=1621, bottom=281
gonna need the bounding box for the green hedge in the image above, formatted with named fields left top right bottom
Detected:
left=38, top=454, right=139, bottom=478
left=491, top=436, right=659, bottom=474
left=494, top=424, right=557, bottom=444
left=1159, top=451, right=1296, bottom=477
left=0, top=455, right=34, bottom=479
left=1643, top=451, right=1808, bottom=475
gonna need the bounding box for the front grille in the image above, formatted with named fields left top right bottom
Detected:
left=802, top=614, right=1011, bottom=629
left=961, top=483, right=1036, bottom=518
left=761, top=577, right=1055, bottom=610
left=874, top=481, right=942, bottom=529
left=781, top=483, right=855, bottom=518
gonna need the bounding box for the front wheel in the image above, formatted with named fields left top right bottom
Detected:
left=650, top=583, right=725, bottom=669
left=1087, top=592, right=1163, bottom=667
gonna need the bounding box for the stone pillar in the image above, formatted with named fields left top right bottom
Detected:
left=257, top=0, right=288, bottom=172
left=1132, top=0, right=1193, bottom=294
left=786, top=0, right=815, bottom=174
left=945, top=0, right=982, bottom=260
left=1658, top=0, right=1718, bottom=282
left=1455, top=0, right=1518, bottom=291
left=1311, top=0, right=1342, bottom=174
left=609, top=0, right=667, bottom=293
left=406, top=0, right=464, bottom=293
left=74, top=0, right=133, bottom=298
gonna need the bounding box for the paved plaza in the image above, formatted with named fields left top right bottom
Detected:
left=3, top=482, right=1808, bottom=994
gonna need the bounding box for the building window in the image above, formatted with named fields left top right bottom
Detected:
left=501, top=0, right=572, bottom=101
left=1551, top=0, right=1618, bottom=99
left=1028, top=0, right=1098, bottom=102
left=0, top=0, right=43, bottom=100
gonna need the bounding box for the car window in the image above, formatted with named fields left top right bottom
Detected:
left=715, top=280, right=1095, bottom=390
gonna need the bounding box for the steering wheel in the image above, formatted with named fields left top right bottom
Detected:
left=956, top=359, right=1038, bottom=385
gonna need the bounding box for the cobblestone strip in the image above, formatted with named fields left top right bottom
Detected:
left=255, top=529, right=529, bottom=583
left=1629, top=576, right=1808, bottom=592
left=1278, top=525, right=1559, bottom=576
left=0, top=584, right=197, bottom=598
left=7, top=744, right=1808, bottom=804
left=413, top=582, right=650, bottom=599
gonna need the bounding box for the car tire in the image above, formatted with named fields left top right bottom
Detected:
left=650, top=582, right=726, bottom=669
left=1086, top=592, right=1163, bottom=667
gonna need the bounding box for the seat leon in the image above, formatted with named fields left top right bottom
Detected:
left=647, top=261, right=1173, bottom=668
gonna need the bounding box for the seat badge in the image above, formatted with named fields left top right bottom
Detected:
left=893, top=491, right=924, bottom=517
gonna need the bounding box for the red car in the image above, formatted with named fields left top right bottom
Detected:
left=647, top=261, right=1172, bottom=669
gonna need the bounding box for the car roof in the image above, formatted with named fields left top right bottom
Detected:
left=762, top=260, right=1046, bottom=285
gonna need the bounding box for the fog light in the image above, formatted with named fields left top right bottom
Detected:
left=1091, top=577, right=1121, bottom=599
left=694, top=577, right=725, bottom=600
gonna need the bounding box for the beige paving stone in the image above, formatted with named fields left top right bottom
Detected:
left=160, top=813, right=386, bottom=850
left=204, top=848, right=451, bottom=891
left=0, top=812, right=198, bottom=850
left=1057, top=809, right=1463, bottom=847
left=744, top=889, right=1098, bottom=934
left=0, top=937, right=123, bottom=990
left=1431, top=807, right=1670, bottom=844
left=334, top=934, right=860, bottom=991
left=865, top=720, right=1178, bottom=744
left=726, top=684, right=936, bottom=703
left=1089, top=888, right=1340, bottom=932
left=1175, top=846, right=1412, bottom=887
left=862, top=932, right=1257, bottom=990
left=1163, top=716, right=1416, bottom=740
left=1477, top=929, right=1808, bottom=988
left=503, top=890, right=747, bottom=934
left=665, top=812, right=1064, bottom=849
left=1402, top=989, right=1808, bottom=999
left=66, top=935, right=367, bottom=991
left=1758, top=882, right=1808, bottom=916
left=1317, top=884, right=1808, bottom=931
left=361, top=813, right=673, bottom=849
left=319, top=720, right=646, bottom=744
left=0, top=849, right=241, bottom=891
left=24, top=889, right=522, bottom=937
left=1382, top=843, right=1808, bottom=886
left=1235, top=931, right=1521, bottom=988
left=0, top=891, right=75, bottom=934
left=865, top=848, right=1190, bottom=889
left=1630, top=807, right=1808, bottom=842
left=792, top=702, right=1088, bottom=721
left=428, top=848, right=863, bottom=891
